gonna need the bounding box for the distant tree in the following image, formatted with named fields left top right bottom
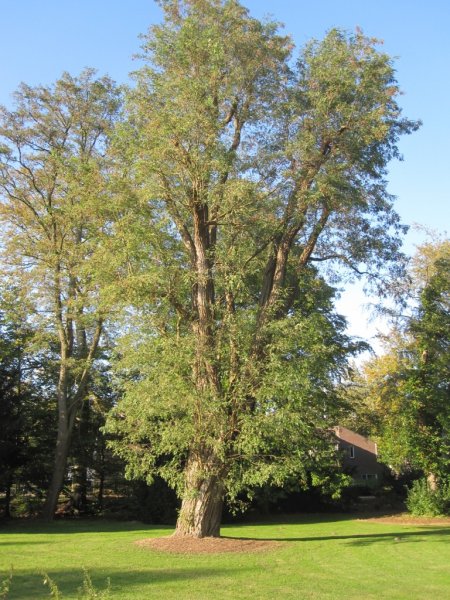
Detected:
left=0, top=287, right=55, bottom=517
left=0, top=299, right=30, bottom=518
left=105, top=0, right=418, bottom=537
left=67, top=355, right=120, bottom=514
left=355, top=240, right=450, bottom=489
left=0, top=70, right=122, bottom=518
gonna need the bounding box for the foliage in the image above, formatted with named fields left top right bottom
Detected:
left=346, top=239, right=450, bottom=487
left=0, top=69, right=123, bottom=518
left=0, top=287, right=56, bottom=516
left=0, top=0, right=419, bottom=532
left=106, top=277, right=356, bottom=508
left=406, top=478, right=450, bottom=517
left=336, top=369, right=378, bottom=438
left=105, top=0, right=418, bottom=535
left=0, top=302, right=32, bottom=508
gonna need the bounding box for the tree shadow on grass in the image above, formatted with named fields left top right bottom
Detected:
left=4, top=566, right=251, bottom=600
left=0, top=512, right=418, bottom=535
left=0, top=540, right=50, bottom=546
left=0, top=519, right=170, bottom=536
left=232, top=528, right=450, bottom=545
left=228, top=512, right=360, bottom=527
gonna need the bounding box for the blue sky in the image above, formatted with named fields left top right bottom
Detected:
left=1, top=0, right=449, bottom=349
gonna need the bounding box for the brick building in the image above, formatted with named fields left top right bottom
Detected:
left=334, top=426, right=384, bottom=487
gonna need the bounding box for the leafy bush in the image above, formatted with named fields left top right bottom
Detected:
left=406, top=479, right=450, bottom=516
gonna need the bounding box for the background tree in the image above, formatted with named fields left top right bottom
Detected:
left=67, top=353, right=119, bottom=514
left=0, top=70, right=122, bottom=518
left=0, top=291, right=33, bottom=518
left=0, top=286, right=56, bottom=518
left=106, top=0, right=418, bottom=537
left=359, top=240, right=450, bottom=490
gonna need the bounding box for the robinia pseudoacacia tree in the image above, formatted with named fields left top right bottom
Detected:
left=105, top=0, right=418, bottom=537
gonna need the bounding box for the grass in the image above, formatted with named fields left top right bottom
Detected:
left=1, top=514, right=450, bottom=599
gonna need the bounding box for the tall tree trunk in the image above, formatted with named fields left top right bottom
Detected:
left=96, top=439, right=106, bottom=510
left=41, top=418, right=72, bottom=520
left=42, top=266, right=72, bottom=520
left=42, top=290, right=102, bottom=519
left=71, top=399, right=91, bottom=513
left=174, top=452, right=224, bottom=538
left=97, top=469, right=105, bottom=511
left=173, top=198, right=225, bottom=538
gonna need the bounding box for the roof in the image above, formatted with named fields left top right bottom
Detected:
left=333, top=426, right=378, bottom=456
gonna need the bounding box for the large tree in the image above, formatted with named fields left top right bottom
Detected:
left=105, top=0, right=418, bottom=537
left=0, top=70, right=122, bottom=518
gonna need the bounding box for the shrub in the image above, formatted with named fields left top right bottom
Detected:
left=406, top=478, right=450, bottom=516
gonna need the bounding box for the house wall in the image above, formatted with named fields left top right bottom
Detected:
left=334, top=426, right=384, bottom=487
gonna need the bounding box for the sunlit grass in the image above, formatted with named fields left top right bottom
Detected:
left=1, top=515, right=449, bottom=599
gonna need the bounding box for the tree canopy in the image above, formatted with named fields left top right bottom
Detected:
left=357, top=240, right=450, bottom=485
left=0, top=0, right=421, bottom=531
left=0, top=70, right=123, bottom=518
left=103, top=0, right=419, bottom=537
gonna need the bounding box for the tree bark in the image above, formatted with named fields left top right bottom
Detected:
left=174, top=453, right=224, bottom=538
left=171, top=192, right=225, bottom=538
left=427, top=472, right=438, bottom=492
left=97, top=469, right=105, bottom=511
left=42, top=290, right=71, bottom=521
left=42, top=284, right=102, bottom=520
left=71, top=398, right=91, bottom=513
left=41, top=419, right=72, bottom=520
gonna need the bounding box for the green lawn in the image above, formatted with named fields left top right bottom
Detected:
left=1, top=515, right=449, bottom=599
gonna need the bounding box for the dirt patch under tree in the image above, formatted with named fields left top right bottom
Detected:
left=135, top=513, right=450, bottom=554
left=135, top=536, right=283, bottom=555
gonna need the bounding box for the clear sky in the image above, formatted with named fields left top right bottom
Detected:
left=1, top=0, right=449, bottom=350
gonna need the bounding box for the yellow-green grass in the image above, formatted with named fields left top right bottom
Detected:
left=1, top=514, right=450, bottom=599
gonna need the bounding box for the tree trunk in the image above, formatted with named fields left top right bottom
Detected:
left=97, top=469, right=105, bottom=511
left=71, top=465, right=88, bottom=514
left=427, top=472, right=438, bottom=492
left=41, top=422, right=72, bottom=520
left=174, top=453, right=224, bottom=538
left=71, top=399, right=91, bottom=513
left=96, top=440, right=106, bottom=510
left=42, top=296, right=102, bottom=520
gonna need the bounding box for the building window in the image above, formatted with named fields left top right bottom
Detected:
left=348, top=446, right=355, bottom=459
